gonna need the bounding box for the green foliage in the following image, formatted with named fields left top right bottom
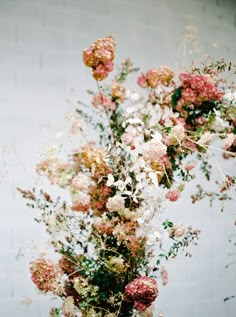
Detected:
left=162, top=220, right=173, bottom=229
left=171, top=87, right=182, bottom=106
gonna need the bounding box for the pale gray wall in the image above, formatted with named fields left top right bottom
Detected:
left=0, top=0, right=236, bottom=316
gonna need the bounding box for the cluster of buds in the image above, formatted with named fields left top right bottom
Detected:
left=83, top=36, right=116, bottom=81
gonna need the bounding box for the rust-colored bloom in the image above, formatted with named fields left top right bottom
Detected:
left=83, top=36, right=116, bottom=81
left=137, top=66, right=174, bottom=89
left=111, top=81, right=126, bottom=103
left=30, top=258, right=57, bottom=293
left=125, top=276, right=158, bottom=311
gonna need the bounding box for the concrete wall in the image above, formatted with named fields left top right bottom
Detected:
left=0, top=0, right=235, bottom=316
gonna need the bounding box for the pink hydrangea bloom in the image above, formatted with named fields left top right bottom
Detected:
left=166, top=188, right=181, bottom=202
left=179, top=73, right=223, bottom=106
left=125, top=276, right=158, bottom=311
left=181, top=87, right=197, bottom=105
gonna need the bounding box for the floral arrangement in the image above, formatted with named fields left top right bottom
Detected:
left=18, top=36, right=236, bottom=317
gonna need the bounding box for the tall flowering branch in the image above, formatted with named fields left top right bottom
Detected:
left=18, top=36, right=236, bottom=317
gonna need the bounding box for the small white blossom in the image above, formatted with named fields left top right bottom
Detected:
left=197, top=132, right=213, bottom=146
left=146, top=231, right=161, bottom=246
left=213, top=110, right=229, bottom=132
left=107, top=174, right=115, bottom=186
left=125, top=118, right=144, bottom=125
left=224, top=90, right=236, bottom=102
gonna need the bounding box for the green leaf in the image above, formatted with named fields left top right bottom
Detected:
left=196, top=127, right=203, bottom=134
left=101, top=293, right=107, bottom=301
left=171, top=87, right=182, bottom=106
left=162, top=220, right=173, bottom=229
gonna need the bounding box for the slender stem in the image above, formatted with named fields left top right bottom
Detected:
left=96, top=80, right=115, bottom=146
left=116, top=295, right=124, bottom=317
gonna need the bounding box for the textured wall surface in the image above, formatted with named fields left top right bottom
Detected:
left=0, top=0, right=235, bottom=316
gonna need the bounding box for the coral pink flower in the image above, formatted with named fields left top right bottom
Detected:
left=125, top=276, right=158, bottom=311
left=166, top=188, right=181, bottom=202
left=181, top=88, right=197, bottom=105
left=178, top=73, right=223, bottom=106
left=93, top=62, right=114, bottom=81
left=184, top=162, right=196, bottom=171
left=137, top=73, right=148, bottom=88
left=92, top=93, right=116, bottom=110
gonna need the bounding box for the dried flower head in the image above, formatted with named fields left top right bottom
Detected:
left=30, top=258, right=58, bottom=293
left=125, top=276, right=158, bottom=311
left=83, top=36, right=116, bottom=81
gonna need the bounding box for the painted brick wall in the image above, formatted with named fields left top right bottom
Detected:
left=0, top=0, right=235, bottom=316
